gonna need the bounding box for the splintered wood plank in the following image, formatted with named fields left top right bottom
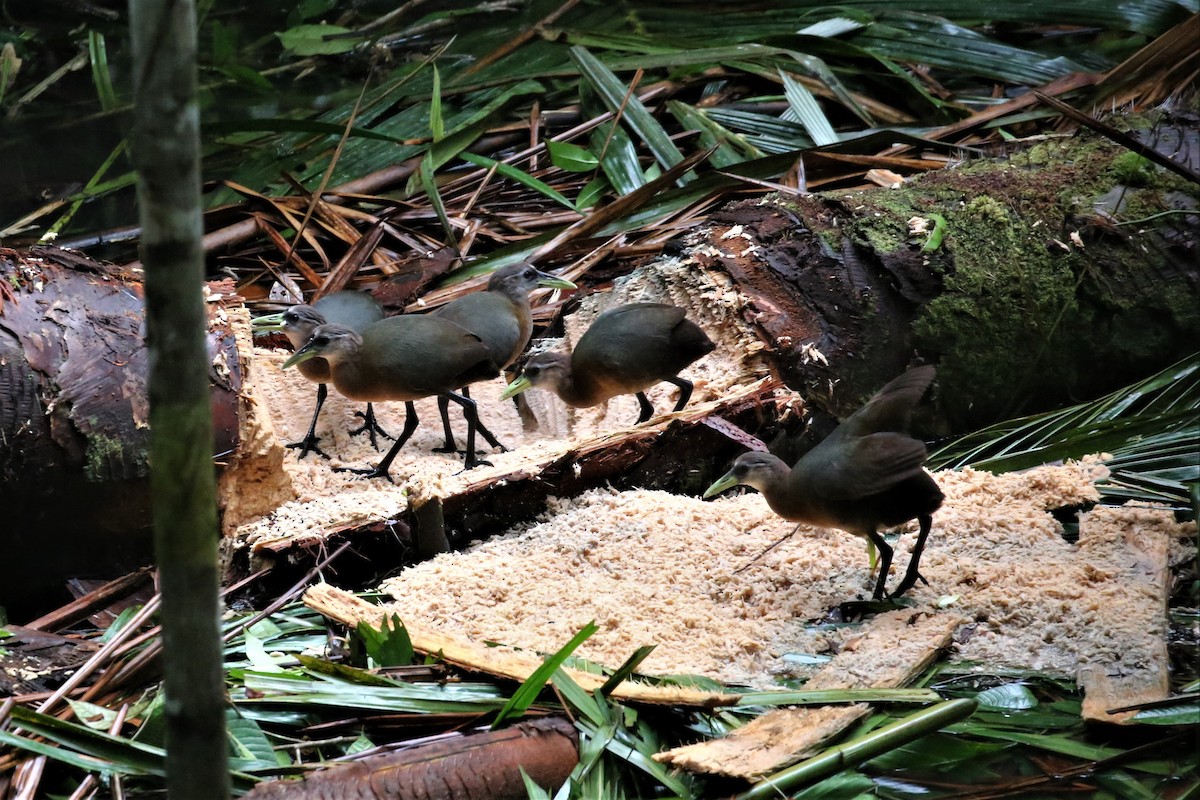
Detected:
left=1075, top=505, right=1173, bottom=724
left=655, top=609, right=961, bottom=780
left=304, top=584, right=743, bottom=708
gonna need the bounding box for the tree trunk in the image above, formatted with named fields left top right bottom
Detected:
left=128, top=0, right=229, bottom=796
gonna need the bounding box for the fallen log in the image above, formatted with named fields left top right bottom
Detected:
left=242, top=716, right=579, bottom=800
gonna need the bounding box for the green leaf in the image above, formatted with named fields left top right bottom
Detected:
left=571, top=46, right=688, bottom=177
left=1131, top=701, right=1200, bottom=726
left=66, top=698, right=122, bottom=731
left=276, top=24, right=357, bottom=56
left=492, top=622, right=598, bottom=728
left=576, top=176, right=610, bottom=210
left=356, top=613, right=415, bottom=667
left=547, top=140, right=600, bottom=172
left=226, top=711, right=280, bottom=768
left=87, top=30, right=118, bottom=112
left=430, top=65, right=444, bottom=141
left=460, top=152, right=578, bottom=212
left=977, top=683, right=1038, bottom=711
left=779, top=71, right=838, bottom=146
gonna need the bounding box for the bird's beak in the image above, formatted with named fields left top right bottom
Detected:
left=703, top=470, right=740, bottom=499
left=535, top=270, right=576, bottom=291
left=282, top=344, right=318, bottom=370
left=251, top=312, right=285, bottom=333
left=499, top=375, right=533, bottom=401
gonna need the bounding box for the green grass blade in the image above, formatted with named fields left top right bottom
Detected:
left=87, top=30, right=118, bottom=112
left=570, top=46, right=687, bottom=177
left=779, top=70, right=838, bottom=146
left=460, top=152, right=579, bottom=212
left=492, top=622, right=599, bottom=728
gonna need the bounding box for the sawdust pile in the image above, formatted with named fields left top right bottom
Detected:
left=232, top=256, right=768, bottom=548
left=379, top=463, right=1193, bottom=687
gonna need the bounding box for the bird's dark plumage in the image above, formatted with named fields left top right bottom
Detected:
left=705, top=366, right=943, bottom=600
left=283, top=316, right=500, bottom=480
left=503, top=302, right=715, bottom=424
left=251, top=290, right=386, bottom=458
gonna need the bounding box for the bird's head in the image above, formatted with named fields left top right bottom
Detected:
left=282, top=323, right=361, bottom=370
left=488, top=263, right=576, bottom=299
left=500, top=350, right=570, bottom=399
left=252, top=305, right=326, bottom=347
left=703, top=450, right=785, bottom=498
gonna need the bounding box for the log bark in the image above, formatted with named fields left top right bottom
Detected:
left=690, top=121, right=1199, bottom=431
left=0, top=246, right=284, bottom=614
left=242, top=716, right=578, bottom=800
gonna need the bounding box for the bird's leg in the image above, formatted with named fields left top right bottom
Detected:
left=866, top=529, right=894, bottom=601
left=349, top=403, right=392, bottom=450
left=435, top=387, right=509, bottom=455
left=665, top=376, right=694, bottom=412
left=888, top=514, right=934, bottom=599
left=734, top=522, right=802, bottom=574
left=432, top=395, right=457, bottom=453
left=633, top=391, right=655, bottom=424
left=286, top=383, right=330, bottom=460
left=336, top=401, right=418, bottom=482
left=444, top=391, right=492, bottom=470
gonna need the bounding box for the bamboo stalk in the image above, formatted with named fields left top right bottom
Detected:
left=737, top=699, right=979, bottom=799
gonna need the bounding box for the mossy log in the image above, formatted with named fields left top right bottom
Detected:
left=689, top=126, right=1198, bottom=431
left=0, top=246, right=284, bottom=614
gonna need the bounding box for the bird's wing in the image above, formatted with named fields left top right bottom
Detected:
left=841, top=365, right=935, bottom=436
left=803, top=432, right=929, bottom=501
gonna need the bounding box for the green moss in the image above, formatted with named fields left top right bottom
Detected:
left=1109, top=152, right=1158, bottom=187
left=84, top=433, right=126, bottom=482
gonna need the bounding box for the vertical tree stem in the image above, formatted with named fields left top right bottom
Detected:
left=128, top=1, right=229, bottom=797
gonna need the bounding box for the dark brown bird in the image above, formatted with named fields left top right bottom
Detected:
left=282, top=316, right=500, bottom=480
left=432, top=263, right=575, bottom=452
left=704, top=366, right=943, bottom=601
left=501, top=302, right=715, bottom=424
left=252, top=290, right=386, bottom=458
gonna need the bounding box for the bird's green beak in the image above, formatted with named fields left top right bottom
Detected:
left=703, top=470, right=740, bottom=499
left=282, top=346, right=318, bottom=370
left=535, top=270, right=576, bottom=291
left=500, top=375, right=533, bottom=401
left=251, top=312, right=286, bottom=333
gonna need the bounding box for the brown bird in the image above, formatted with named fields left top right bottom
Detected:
left=282, top=316, right=500, bottom=480
left=252, top=290, right=387, bottom=458
left=501, top=302, right=715, bottom=424
left=432, top=263, right=575, bottom=453
left=704, top=366, right=944, bottom=601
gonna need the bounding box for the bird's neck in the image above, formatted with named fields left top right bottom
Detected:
left=326, top=352, right=376, bottom=401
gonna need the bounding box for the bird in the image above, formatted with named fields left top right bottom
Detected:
left=703, top=365, right=944, bottom=601
left=431, top=262, right=575, bottom=453
left=500, top=302, right=715, bottom=424
left=282, top=316, right=500, bottom=480
left=252, top=290, right=388, bottom=459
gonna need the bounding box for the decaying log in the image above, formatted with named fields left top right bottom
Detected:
left=693, top=123, right=1199, bottom=429
left=0, top=246, right=287, bottom=613
left=242, top=716, right=578, bottom=800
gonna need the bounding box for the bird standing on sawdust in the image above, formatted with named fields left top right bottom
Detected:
left=252, top=290, right=387, bottom=459
left=704, top=366, right=944, bottom=601
left=501, top=302, right=715, bottom=424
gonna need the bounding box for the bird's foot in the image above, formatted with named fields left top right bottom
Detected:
left=332, top=464, right=394, bottom=483
left=431, top=443, right=458, bottom=454
left=459, top=456, right=494, bottom=472
left=286, top=437, right=329, bottom=460
left=886, top=570, right=929, bottom=600
left=834, top=597, right=908, bottom=620
left=349, top=411, right=393, bottom=450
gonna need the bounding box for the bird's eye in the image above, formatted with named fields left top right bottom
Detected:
left=314, top=336, right=329, bottom=347
left=525, top=366, right=540, bottom=378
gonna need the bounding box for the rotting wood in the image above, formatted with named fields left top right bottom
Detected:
left=1075, top=505, right=1173, bottom=725
left=23, top=569, right=153, bottom=633
left=303, top=584, right=743, bottom=709
left=654, top=609, right=962, bottom=780
left=241, top=717, right=578, bottom=800
left=0, top=246, right=273, bottom=613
